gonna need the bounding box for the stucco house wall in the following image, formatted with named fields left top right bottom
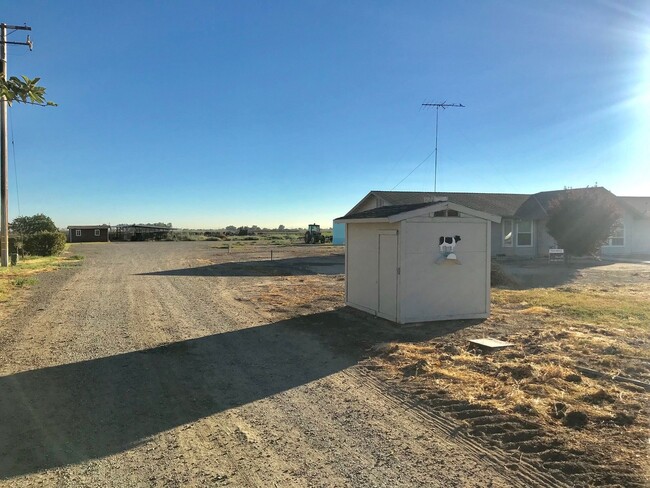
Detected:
left=600, top=210, right=648, bottom=257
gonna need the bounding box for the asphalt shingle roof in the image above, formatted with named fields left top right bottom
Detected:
left=618, top=196, right=650, bottom=217
left=514, top=187, right=619, bottom=220
left=359, top=188, right=635, bottom=220
left=369, top=191, right=530, bottom=217
left=337, top=202, right=435, bottom=221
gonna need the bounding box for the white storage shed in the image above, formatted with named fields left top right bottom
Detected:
left=335, top=199, right=501, bottom=324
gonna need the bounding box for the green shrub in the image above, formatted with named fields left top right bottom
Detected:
left=23, top=231, right=67, bottom=256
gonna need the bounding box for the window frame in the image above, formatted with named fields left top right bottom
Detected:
left=75, top=229, right=82, bottom=237
left=604, top=221, right=625, bottom=247
left=516, top=220, right=533, bottom=247
left=94, top=229, right=101, bottom=237
left=502, top=219, right=513, bottom=247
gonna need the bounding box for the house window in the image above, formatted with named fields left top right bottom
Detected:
left=502, top=219, right=513, bottom=247
left=94, top=229, right=101, bottom=237
left=75, top=230, right=81, bottom=237
left=516, top=220, right=533, bottom=247
left=605, top=222, right=624, bottom=246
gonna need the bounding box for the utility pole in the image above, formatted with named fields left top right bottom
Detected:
left=1, top=23, right=32, bottom=267
left=421, top=102, right=464, bottom=193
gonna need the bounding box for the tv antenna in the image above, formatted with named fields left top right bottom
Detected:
left=421, top=101, right=464, bottom=192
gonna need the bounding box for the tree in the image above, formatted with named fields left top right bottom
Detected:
left=0, top=76, right=56, bottom=106
left=10, top=214, right=57, bottom=235
left=1, top=76, right=56, bottom=265
left=546, top=190, right=620, bottom=262
left=278, top=224, right=285, bottom=231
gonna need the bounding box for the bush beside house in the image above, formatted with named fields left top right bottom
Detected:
left=10, top=214, right=67, bottom=257
left=22, top=231, right=67, bottom=257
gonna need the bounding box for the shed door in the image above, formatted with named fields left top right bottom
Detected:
left=378, top=232, right=398, bottom=321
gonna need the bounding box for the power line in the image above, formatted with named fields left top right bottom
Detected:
left=9, top=106, right=20, bottom=216
left=391, top=148, right=436, bottom=190
left=421, top=101, right=465, bottom=192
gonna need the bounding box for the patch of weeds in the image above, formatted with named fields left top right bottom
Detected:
left=69, top=254, right=85, bottom=260
left=12, top=277, right=38, bottom=288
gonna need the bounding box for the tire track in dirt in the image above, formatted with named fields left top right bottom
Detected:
left=352, top=367, right=572, bottom=488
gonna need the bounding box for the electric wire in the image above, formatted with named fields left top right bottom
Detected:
left=378, top=119, right=432, bottom=188
left=9, top=106, right=21, bottom=216
left=390, top=147, right=436, bottom=190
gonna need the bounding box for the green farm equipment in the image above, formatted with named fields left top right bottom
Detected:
left=304, top=223, right=325, bottom=244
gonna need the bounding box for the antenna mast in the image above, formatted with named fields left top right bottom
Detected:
left=421, top=101, right=464, bottom=192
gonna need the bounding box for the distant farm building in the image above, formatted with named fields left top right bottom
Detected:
left=67, top=225, right=111, bottom=243
left=113, top=224, right=173, bottom=241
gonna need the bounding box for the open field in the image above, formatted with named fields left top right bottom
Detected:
left=0, top=242, right=647, bottom=487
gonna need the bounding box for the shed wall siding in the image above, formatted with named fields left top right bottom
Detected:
left=399, top=218, right=489, bottom=323
left=345, top=222, right=400, bottom=313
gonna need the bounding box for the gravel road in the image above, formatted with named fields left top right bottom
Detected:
left=0, top=242, right=520, bottom=487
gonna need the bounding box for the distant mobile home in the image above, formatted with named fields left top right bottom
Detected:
left=67, top=225, right=111, bottom=243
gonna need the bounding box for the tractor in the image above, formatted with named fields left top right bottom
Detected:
left=304, top=223, right=325, bottom=244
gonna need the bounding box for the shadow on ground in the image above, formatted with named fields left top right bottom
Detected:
left=137, top=255, right=345, bottom=277
left=497, top=259, right=612, bottom=289
left=0, top=306, right=470, bottom=480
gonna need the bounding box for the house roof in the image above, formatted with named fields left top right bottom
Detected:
left=349, top=188, right=644, bottom=220
left=513, top=187, right=618, bottom=220
left=618, top=197, right=650, bottom=218
left=336, top=201, right=501, bottom=223
left=357, top=191, right=530, bottom=217
left=67, top=225, right=110, bottom=229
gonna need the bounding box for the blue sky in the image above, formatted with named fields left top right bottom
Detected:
left=4, top=1, right=649, bottom=228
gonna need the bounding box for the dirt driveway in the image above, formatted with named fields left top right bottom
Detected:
left=1, top=242, right=561, bottom=487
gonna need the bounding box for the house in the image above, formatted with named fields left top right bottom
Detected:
left=334, top=199, right=500, bottom=323
left=67, top=225, right=111, bottom=243
left=340, top=188, right=650, bottom=258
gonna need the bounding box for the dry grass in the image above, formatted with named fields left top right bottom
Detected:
left=0, top=253, right=82, bottom=303
left=368, top=277, right=650, bottom=484
left=245, top=275, right=345, bottom=316
left=493, top=286, right=650, bottom=328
